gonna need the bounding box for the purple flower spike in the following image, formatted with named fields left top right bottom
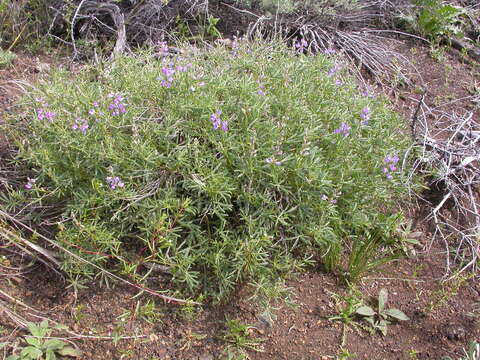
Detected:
left=360, top=106, right=370, bottom=125
left=334, top=122, right=351, bottom=137
left=221, top=121, right=229, bottom=132
left=383, top=154, right=400, bottom=179
left=210, top=111, right=222, bottom=130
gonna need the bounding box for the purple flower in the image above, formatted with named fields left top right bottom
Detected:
left=162, top=66, right=175, bottom=78
left=321, top=194, right=328, bottom=201
left=25, top=177, right=36, bottom=190
left=221, top=121, right=229, bottom=132
left=275, top=161, right=282, bottom=166
left=295, top=38, right=308, bottom=52
left=324, top=48, right=336, bottom=55
left=158, top=41, right=169, bottom=57
left=335, top=79, right=343, bottom=86
left=36, top=108, right=56, bottom=122
left=257, top=89, right=265, bottom=96
left=383, top=154, right=400, bottom=179
left=93, top=101, right=99, bottom=107
left=210, top=111, right=222, bottom=130
left=108, top=93, right=127, bottom=116
left=265, top=157, right=273, bottom=164
left=360, top=106, right=370, bottom=125
left=88, top=109, right=95, bottom=116
left=327, top=67, right=337, bottom=77
left=334, top=122, right=351, bottom=137
left=106, top=176, right=125, bottom=190
left=72, top=119, right=89, bottom=134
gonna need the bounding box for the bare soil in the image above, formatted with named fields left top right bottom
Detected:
left=1, top=39, right=479, bottom=360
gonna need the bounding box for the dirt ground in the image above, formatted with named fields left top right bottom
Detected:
left=1, top=36, right=479, bottom=359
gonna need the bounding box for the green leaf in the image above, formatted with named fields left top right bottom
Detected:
left=6, top=355, right=20, bottom=360
left=20, top=346, right=43, bottom=359
left=57, top=346, right=83, bottom=357
left=355, top=305, right=376, bottom=317
left=45, top=339, right=67, bottom=351
left=378, top=288, right=388, bottom=313
left=45, top=349, right=57, bottom=360
left=54, top=324, right=69, bottom=331
left=24, top=336, right=41, bottom=347
left=383, top=308, right=409, bottom=321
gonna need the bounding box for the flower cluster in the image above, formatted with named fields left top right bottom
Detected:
left=157, top=63, right=190, bottom=88
left=25, top=177, right=36, bottom=190
left=36, top=100, right=56, bottom=122
left=360, top=106, right=370, bottom=125
left=157, top=41, right=170, bottom=57
left=108, top=93, right=127, bottom=116
left=383, top=155, right=400, bottom=180
left=295, top=38, right=308, bottom=53
left=106, top=176, right=125, bottom=190
left=230, top=36, right=240, bottom=57
left=210, top=111, right=228, bottom=132
left=335, top=122, right=351, bottom=137
left=72, top=118, right=89, bottom=134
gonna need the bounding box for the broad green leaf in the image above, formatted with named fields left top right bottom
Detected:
left=378, top=288, right=388, bottom=313
left=20, top=346, right=43, bottom=359
left=355, top=305, right=376, bottom=317
left=46, top=349, right=57, bottom=360
left=384, top=308, right=409, bottom=321
left=57, top=346, right=83, bottom=357
left=6, top=355, right=20, bottom=360
left=45, top=339, right=67, bottom=351
left=54, top=324, right=69, bottom=331
left=26, top=323, right=42, bottom=337
left=24, top=336, right=41, bottom=347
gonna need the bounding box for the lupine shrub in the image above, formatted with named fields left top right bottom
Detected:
left=6, top=40, right=412, bottom=301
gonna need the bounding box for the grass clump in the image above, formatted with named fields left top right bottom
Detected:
left=4, top=40, right=412, bottom=301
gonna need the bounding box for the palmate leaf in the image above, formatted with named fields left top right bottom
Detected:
left=383, top=308, right=409, bottom=321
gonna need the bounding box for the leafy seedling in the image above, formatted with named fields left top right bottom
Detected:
left=355, top=288, right=409, bottom=335
left=6, top=320, right=82, bottom=360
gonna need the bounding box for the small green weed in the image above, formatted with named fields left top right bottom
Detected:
left=415, top=0, right=465, bottom=41
left=441, top=341, right=479, bottom=360
left=328, top=287, right=363, bottom=325
left=6, top=320, right=81, bottom=360
left=222, top=319, right=264, bottom=358
left=0, top=48, right=16, bottom=68
left=355, top=288, right=409, bottom=335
